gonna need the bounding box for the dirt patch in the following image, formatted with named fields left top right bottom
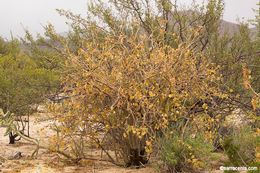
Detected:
left=0, top=115, right=157, bottom=173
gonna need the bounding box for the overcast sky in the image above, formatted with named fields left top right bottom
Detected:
left=0, top=0, right=259, bottom=39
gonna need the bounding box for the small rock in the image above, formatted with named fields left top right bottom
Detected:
left=8, top=152, right=22, bottom=160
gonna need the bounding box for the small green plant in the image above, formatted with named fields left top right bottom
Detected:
left=222, top=127, right=258, bottom=170
left=158, top=131, right=213, bottom=172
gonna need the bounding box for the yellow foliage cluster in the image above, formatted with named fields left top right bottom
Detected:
left=47, top=28, right=225, bottom=164
left=44, top=3, right=229, bottom=164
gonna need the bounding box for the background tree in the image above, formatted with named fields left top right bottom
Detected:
left=0, top=37, right=59, bottom=144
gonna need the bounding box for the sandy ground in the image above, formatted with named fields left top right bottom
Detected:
left=0, top=114, right=157, bottom=173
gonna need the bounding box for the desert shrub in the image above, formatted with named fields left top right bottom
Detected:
left=49, top=32, right=225, bottom=166
left=222, top=127, right=258, bottom=167
left=158, top=131, right=213, bottom=172
left=43, top=0, right=232, bottom=167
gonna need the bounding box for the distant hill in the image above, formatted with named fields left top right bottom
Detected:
left=249, top=26, right=258, bottom=38
left=219, top=19, right=257, bottom=38
left=219, top=20, right=240, bottom=35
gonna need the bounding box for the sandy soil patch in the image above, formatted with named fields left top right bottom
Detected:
left=0, top=114, right=157, bottom=173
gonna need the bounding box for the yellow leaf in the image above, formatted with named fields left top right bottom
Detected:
left=251, top=97, right=257, bottom=110
left=202, top=103, right=208, bottom=110
left=149, top=91, right=156, bottom=97
left=168, top=94, right=174, bottom=98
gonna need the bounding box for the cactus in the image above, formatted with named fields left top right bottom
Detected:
left=0, top=109, right=39, bottom=158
